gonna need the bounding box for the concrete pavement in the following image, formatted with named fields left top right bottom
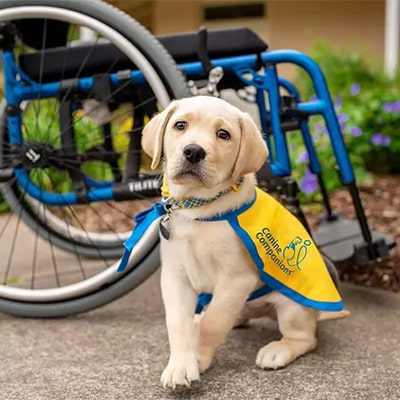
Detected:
left=1, top=270, right=400, bottom=400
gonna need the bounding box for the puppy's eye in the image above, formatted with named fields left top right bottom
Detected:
left=174, top=121, right=187, bottom=131
left=216, top=129, right=231, bottom=141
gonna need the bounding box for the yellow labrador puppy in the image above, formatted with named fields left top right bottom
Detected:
left=142, top=96, right=337, bottom=389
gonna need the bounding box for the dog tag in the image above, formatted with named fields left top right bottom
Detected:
left=159, top=216, right=170, bottom=240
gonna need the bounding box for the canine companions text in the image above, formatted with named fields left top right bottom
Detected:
left=140, top=96, right=344, bottom=389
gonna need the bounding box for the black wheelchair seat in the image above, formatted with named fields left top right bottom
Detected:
left=158, top=27, right=267, bottom=63
left=19, top=27, right=268, bottom=83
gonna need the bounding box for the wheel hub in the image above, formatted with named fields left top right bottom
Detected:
left=21, top=142, right=54, bottom=169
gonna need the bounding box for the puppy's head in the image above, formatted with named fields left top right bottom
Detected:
left=142, top=96, right=268, bottom=189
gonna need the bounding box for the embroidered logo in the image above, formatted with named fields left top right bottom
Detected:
left=255, top=228, right=312, bottom=275
left=282, top=236, right=311, bottom=271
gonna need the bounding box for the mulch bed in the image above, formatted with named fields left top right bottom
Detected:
left=304, top=175, right=400, bottom=292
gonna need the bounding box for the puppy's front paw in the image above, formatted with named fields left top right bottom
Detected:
left=256, top=340, right=293, bottom=370
left=161, top=357, right=200, bottom=389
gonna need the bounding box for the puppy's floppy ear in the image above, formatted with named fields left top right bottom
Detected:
left=141, top=101, right=178, bottom=169
left=232, top=111, right=268, bottom=181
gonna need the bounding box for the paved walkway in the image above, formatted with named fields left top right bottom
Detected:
left=1, top=270, right=399, bottom=400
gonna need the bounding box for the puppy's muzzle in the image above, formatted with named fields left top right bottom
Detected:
left=183, top=144, right=206, bottom=164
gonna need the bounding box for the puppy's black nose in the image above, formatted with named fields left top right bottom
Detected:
left=183, top=144, right=206, bottom=163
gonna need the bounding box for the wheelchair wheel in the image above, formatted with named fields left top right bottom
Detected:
left=0, top=0, right=188, bottom=317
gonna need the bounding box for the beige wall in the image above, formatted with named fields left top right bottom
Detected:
left=268, top=0, right=385, bottom=77
left=201, top=0, right=270, bottom=42
left=152, top=1, right=202, bottom=35
left=105, top=1, right=153, bottom=29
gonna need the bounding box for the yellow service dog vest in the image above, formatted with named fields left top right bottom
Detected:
left=118, top=186, right=344, bottom=312
left=202, top=187, right=343, bottom=312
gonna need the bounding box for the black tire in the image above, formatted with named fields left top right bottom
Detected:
left=0, top=245, right=160, bottom=318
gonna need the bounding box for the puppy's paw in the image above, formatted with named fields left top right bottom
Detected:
left=256, top=340, right=293, bottom=370
left=161, top=358, right=200, bottom=389
left=198, top=350, right=213, bottom=373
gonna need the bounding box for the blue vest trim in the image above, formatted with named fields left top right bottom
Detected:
left=256, top=269, right=344, bottom=311
left=247, top=284, right=274, bottom=301
left=117, top=202, right=166, bottom=272
left=227, top=215, right=264, bottom=269
left=202, top=192, right=256, bottom=222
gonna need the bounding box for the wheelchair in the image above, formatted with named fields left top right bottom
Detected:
left=0, top=0, right=395, bottom=317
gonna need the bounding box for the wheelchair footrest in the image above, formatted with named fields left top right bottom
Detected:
left=313, top=215, right=397, bottom=266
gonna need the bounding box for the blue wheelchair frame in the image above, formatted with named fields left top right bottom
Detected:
left=2, top=48, right=355, bottom=202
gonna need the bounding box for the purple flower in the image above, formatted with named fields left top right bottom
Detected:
left=297, top=151, right=309, bottom=164
left=383, top=102, right=395, bottom=112
left=336, top=114, right=348, bottom=134
left=383, top=101, right=400, bottom=112
left=300, top=169, right=318, bottom=194
left=371, top=133, right=391, bottom=147
left=350, top=83, right=360, bottom=96
left=371, top=133, right=383, bottom=145
left=334, top=96, right=343, bottom=110
left=337, top=113, right=349, bottom=124
left=349, top=126, right=362, bottom=137
left=315, top=122, right=324, bottom=133
left=313, top=133, right=321, bottom=142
